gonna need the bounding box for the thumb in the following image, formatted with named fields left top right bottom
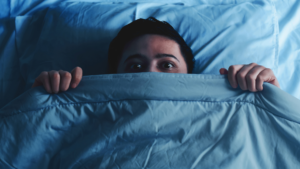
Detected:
left=70, top=66, right=83, bottom=88
left=31, top=77, right=43, bottom=88
left=265, top=76, right=281, bottom=89
left=219, top=68, right=228, bottom=75
left=31, top=80, right=41, bottom=88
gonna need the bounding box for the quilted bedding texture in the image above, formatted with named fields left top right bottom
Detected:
left=0, top=73, right=299, bottom=168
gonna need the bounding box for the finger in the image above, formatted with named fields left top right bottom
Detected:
left=70, top=67, right=83, bottom=88
left=32, top=72, right=52, bottom=93
left=219, top=68, right=228, bottom=75
left=49, top=70, right=60, bottom=93
left=236, top=63, right=258, bottom=90
left=245, top=65, right=266, bottom=92
left=272, top=78, right=280, bottom=88
left=32, top=74, right=43, bottom=88
left=59, top=70, right=72, bottom=92
left=228, top=65, right=244, bottom=88
left=256, top=68, right=280, bottom=91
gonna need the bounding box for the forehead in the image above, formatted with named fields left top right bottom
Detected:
left=117, top=34, right=188, bottom=73
left=121, top=34, right=182, bottom=58
left=125, top=34, right=177, bottom=47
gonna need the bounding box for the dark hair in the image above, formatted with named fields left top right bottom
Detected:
left=108, top=17, right=194, bottom=74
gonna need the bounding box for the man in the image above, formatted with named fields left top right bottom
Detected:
left=32, top=17, right=280, bottom=93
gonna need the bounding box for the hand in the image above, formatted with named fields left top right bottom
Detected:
left=219, top=63, right=280, bottom=92
left=31, top=67, right=83, bottom=94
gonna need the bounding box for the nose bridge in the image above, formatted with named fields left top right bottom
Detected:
left=148, top=61, right=160, bottom=72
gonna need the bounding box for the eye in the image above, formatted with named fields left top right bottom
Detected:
left=130, top=64, right=142, bottom=70
left=161, top=62, right=174, bottom=69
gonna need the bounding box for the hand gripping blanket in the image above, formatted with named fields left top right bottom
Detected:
left=0, top=73, right=300, bottom=169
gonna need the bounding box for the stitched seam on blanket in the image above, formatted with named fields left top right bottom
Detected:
left=1, top=100, right=299, bottom=125
left=81, top=74, right=227, bottom=80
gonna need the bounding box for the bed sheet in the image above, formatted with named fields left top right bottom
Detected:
left=0, top=0, right=300, bottom=109
left=16, top=1, right=277, bottom=92
left=1, top=73, right=300, bottom=168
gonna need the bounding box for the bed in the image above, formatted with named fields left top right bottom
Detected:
left=0, top=0, right=300, bottom=168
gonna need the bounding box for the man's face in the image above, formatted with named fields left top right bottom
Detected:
left=117, top=34, right=188, bottom=74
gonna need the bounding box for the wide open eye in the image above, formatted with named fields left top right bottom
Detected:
left=130, top=64, right=142, bottom=70
left=161, top=62, right=174, bottom=69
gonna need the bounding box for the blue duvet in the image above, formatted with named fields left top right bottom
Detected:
left=0, top=73, right=299, bottom=168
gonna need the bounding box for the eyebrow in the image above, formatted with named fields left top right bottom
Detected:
left=124, top=53, right=180, bottom=63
